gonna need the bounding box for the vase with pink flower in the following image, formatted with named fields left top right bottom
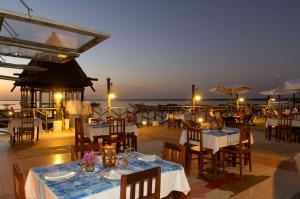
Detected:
left=82, top=151, right=99, bottom=172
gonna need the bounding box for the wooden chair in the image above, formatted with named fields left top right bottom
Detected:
left=106, top=118, right=126, bottom=153
left=163, top=142, right=185, bottom=168
left=70, top=143, right=101, bottom=161
left=167, top=113, right=181, bottom=129
left=12, top=164, right=25, bottom=199
left=126, top=111, right=137, bottom=124
left=222, top=126, right=252, bottom=176
left=278, top=115, right=292, bottom=142
left=75, top=117, right=92, bottom=145
left=125, top=132, right=137, bottom=151
left=186, top=127, right=212, bottom=178
left=120, top=167, right=161, bottom=199
left=18, top=110, right=34, bottom=143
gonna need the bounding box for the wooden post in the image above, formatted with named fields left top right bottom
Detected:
left=107, top=77, right=112, bottom=118
left=81, top=88, right=85, bottom=101
left=192, top=84, right=195, bottom=112
left=30, top=88, right=34, bottom=108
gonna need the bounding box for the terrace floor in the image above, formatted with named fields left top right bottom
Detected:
left=0, top=122, right=300, bottom=199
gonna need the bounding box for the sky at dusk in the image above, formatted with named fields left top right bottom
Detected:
left=1, top=0, right=300, bottom=100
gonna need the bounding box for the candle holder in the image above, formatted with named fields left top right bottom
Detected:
left=102, top=145, right=116, bottom=168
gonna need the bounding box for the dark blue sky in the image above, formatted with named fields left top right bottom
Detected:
left=1, top=0, right=300, bottom=99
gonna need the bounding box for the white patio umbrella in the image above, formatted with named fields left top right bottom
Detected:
left=284, top=79, right=300, bottom=107
left=260, top=87, right=298, bottom=96
left=210, top=85, right=251, bottom=113
left=260, top=87, right=298, bottom=108
left=284, top=78, right=300, bottom=90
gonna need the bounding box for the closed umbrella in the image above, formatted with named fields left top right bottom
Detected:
left=210, top=85, right=251, bottom=113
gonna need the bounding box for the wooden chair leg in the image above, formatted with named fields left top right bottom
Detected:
left=249, top=152, right=252, bottom=172
left=239, top=153, right=242, bottom=176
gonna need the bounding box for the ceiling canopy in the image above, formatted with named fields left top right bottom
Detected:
left=0, top=9, right=110, bottom=63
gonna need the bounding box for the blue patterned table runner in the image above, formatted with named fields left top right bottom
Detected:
left=32, top=152, right=181, bottom=199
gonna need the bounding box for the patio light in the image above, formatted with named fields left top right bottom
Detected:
left=195, top=95, right=201, bottom=101
left=197, top=118, right=203, bottom=123
left=142, top=121, right=147, bottom=126
left=54, top=92, right=63, bottom=101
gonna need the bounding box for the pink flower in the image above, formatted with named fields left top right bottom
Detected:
left=82, top=151, right=99, bottom=166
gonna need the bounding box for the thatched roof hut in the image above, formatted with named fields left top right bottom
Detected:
left=13, top=59, right=97, bottom=108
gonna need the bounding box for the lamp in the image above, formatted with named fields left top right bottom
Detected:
left=236, top=97, right=245, bottom=109
left=102, top=145, right=116, bottom=168
left=54, top=92, right=63, bottom=120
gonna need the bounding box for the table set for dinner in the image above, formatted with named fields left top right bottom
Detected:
left=180, top=127, right=253, bottom=154
left=8, top=117, right=43, bottom=142
left=25, top=152, right=190, bottom=199
left=180, top=127, right=254, bottom=176
left=83, top=123, right=138, bottom=142
left=265, top=118, right=300, bottom=128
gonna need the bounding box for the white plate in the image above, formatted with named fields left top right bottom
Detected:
left=138, top=154, right=159, bottom=162
left=101, top=169, right=131, bottom=180
left=44, top=171, right=77, bottom=182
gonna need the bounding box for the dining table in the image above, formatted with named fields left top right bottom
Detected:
left=179, top=127, right=254, bottom=176
left=7, top=117, right=43, bottom=142
left=83, top=123, right=138, bottom=142
left=265, top=118, right=300, bottom=128
left=25, top=152, right=190, bottom=199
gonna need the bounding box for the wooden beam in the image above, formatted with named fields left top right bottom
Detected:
left=77, top=37, right=108, bottom=53
left=0, top=9, right=110, bottom=39
left=87, top=77, right=98, bottom=81
left=90, top=85, right=96, bottom=92
left=0, top=48, right=75, bottom=63
left=10, top=85, right=16, bottom=92
left=0, top=17, right=3, bottom=32
left=0, top=36, right=78, bottom=57
left=0, top=75, right=18, bottom=81
left=0, top=62, right=48, bottom=71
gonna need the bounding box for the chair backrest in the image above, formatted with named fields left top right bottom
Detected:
left=20, top=110, right=34, bottom=130
left=12, top=164, right=25, bottom=199
left=126, top=111, right=137, bottom=124
left=75, top=117, right=84, bottom=145
left=125, top=132, right=137, bottom=151
left=120, top=167, right=161, bottom=199
left=278, top=115, right=292, bottom=127
left=187, top=127, right=203, bottom=152
left=163, top=142, right=185, bottom=167
left=70, top=143, right=101, bottom=161
left=239, top=126, right=251, bottom=145
left=108, top=118, right=125, bottom=136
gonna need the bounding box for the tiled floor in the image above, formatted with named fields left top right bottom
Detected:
left=0, top=124, right=300, bottom=199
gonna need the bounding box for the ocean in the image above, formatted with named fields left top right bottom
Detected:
left=0, top=99, right=269, bottom=110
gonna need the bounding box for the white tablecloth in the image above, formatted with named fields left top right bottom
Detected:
left=7, top=118, right=43, bottom=136
left=166, top=113, right=185, bottom=121
left=83, top=124, right=138, bottom=141
left=25, top=155, right=190, bottom=199
left=179, top=128, right=254, bottom=154
left=265, top=118, right=300, bottom=127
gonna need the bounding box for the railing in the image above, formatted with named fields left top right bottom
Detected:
left=91, top=106, right=129, bottom=120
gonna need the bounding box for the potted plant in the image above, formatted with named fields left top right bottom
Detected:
left=82, top=151, right=99, bottom=172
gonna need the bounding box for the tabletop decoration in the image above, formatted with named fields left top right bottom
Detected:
left=82, top=151, right=99, bottom=172
left=102, top=145, right=116, bottom=168
left=209, top=121, right=217, bottom=130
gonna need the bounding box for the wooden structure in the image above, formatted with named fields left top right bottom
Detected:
left=13, top=59, right=96, bottom=109
left=0, top=9, right=109, bottom=63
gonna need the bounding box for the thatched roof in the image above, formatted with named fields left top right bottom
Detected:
left=14, top=59, right=95, bottom=91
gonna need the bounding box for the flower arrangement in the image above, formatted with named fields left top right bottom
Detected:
left=82, top=151, right=99, bottom=172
